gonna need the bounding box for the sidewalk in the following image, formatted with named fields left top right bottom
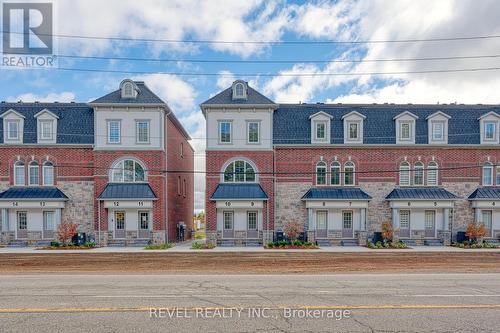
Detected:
left=0, top=244, right=499, bottom=253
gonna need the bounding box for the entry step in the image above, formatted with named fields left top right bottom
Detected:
left=424, top=239, right=444, bottom=246
left=341, top=239, right=359, bottom=247
left=7, top=240, right=28, bottom=247
left=316, top=239, right=331, bottom=247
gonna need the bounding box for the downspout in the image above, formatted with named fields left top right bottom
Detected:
left=164, top=107, right=172, bottom=243
left=97, top=199, right=101, bottom=247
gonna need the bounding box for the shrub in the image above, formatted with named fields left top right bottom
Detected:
left=283, top=221, right=304, bottom=241
left=82, top=241, right=96, bottom=248
left=145, top=243, right=173, bottom=250
left=57, top=222, right=78, bottom=246
left=50, top=240, right=60, bottom=248
left=191, top=242, right=215, bottom=250
left=381, top=221, right=393, bottom=242
left=465, top=223, right=487, bottom=243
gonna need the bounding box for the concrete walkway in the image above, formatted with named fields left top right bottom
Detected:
left=0, top=244, right=499, bottom=253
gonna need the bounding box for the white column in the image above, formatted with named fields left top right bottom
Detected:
left=55, top=209, right=62, bottom=230
left=443, top=208, right=450, bottom=231
left=392, top=208, right=399, bottom=229
left=1, top=209, right=8, bottom=231
left=308, top=209, right=314, bottom=230
left=474, top=208, right=481, bottom=223
left=360, top=208, right=367, bottom=231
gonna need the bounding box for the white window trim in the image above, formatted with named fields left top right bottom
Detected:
left=107, top=120, right=121, bottom=144
left=110, top=158, right=147, bottom=183
left=342, top=112, right=365, bottom=144
left=479, top=112, right=500, bottom=144
left=232, top=81, right=248, bottom=100
left=14, top=162, right=25, bottom=186
left=43, top=162, right=54, bottom=186
left=221, top=158, right=258, bottom=183
left=247, top=211, right=258, bottom=230
left=135, top=120, right=151, bottom=144
left=39, top=120, right=54, bottom=141
left=314, top=121, right=327, bottom=141
left=28, top=162, right=39, bottom=186
left=483, top=164, right=494, bottom=186
left=246, top=120, right=261, bottom=144
left=316, top=162, right=327, bottom=186
left=427, top=163, right=438, bottom=186
left=399, top=163, right=411, bottom=186
left=344, top=162, right=355, bottom=186
left=413, top=162, right=424, bottom=186
left=483, top=121, right=498, bottom=142
left=398, top=120, right=415, bottom=143
left=218, top=120, right=233, bottom=144
left=330, top=162, right=341, bottom=186
left=6, top=120, right=20, bottom=140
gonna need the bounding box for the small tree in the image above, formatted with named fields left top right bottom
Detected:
left=381, top=221, right=393, bottom=243
left=465, top=222, right=486, bottom=243
left=284, top=221, right=304, bottom=241
left=58, top=222, right=78, bottom=246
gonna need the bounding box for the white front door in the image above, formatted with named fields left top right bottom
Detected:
left=399, top=210, right=410, bottom=238
left=43, top=211, right=55, bottom=239
left=247, top=211, right=258, bottom=238
left=482, top=210, right=493, bottom=238
left=138, top=211, right=150, bottom=239
left=316, top=211, right=327, bottom=238
left=425, top=210, right=436, bottom=238
left=17, top=211, right=28, bottom=239
left=114, top=211, right=126, bottom=239
left=223, top=211, right=234, bottom=238
left=342, top=211, right=353, bottom=238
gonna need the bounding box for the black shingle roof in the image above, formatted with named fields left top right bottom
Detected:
left=0, top=103, right=94, bottom=144
left=273, top=104, right=500, bottom=145
left=468, top=187, right=500, bottom=199
left=90, top=81, right=165, bottom=104
left=201, top=85, right=275, bottom=106
left=0, top=187, right=69, bottom=200
left=302, top=187, right=372, bottom=200
left=210, top=183, right=268, bottom=200
left=386, top=187, right=459, bottom=200
left=98, top=183, right=157, bottom=200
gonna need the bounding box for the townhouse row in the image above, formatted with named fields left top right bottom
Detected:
left=0, top=79, right=194, bottom=246
left=202, top=80, right=500, bottom=246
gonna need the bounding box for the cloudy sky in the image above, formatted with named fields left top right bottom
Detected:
left=2, top=0, right=500, bottom=212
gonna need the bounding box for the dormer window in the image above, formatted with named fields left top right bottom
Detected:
left=231, top=80, right=248, bottom=100
left=342, top=111, right=365, bottom=144
left=35, top=109, right=58, bottom=144
left=427, top=111, right=450, bottom=144
left=1, top=109, right=24, bottom=143
left=479, top=112, right=500, bottom=144
left=120, top=79, right=138, bottom=99
left=394, top=111, right=418, bottom=144
left=309, top=111, right=332, bottom=144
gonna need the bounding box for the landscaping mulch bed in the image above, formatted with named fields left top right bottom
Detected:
left=0, top=252, right=499, bottom=274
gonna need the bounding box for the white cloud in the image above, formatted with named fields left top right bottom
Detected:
left=7, top=92, right=76, bottom=102
left=216, top=71, right=236, bottom=90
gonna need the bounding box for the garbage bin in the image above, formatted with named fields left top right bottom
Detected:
left=71, top=233, right=86, bottom=246
left=372, top=232, right=383, bottom=243
left=456, top=231, right=468, bottom=244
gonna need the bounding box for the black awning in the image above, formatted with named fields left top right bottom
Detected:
left=98, top=183, right=157, bottom=200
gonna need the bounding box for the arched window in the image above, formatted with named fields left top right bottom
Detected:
left=235, top=83, right=244, bottom=97
left=344, top=161, right=355, bottom=186
left=28, top=161, right=39, bottom=186
left=399, top=162, right=410, bottom=186
left=43, top=161, right=54, bottom=186
left=14, top=161, right=25, bottom=186
left=331, top=161, right=341, bottom=185
left=316, top=161, right=327, bottom=185
left=223, top=160, right=256, bottom=182
left=413, top=161, right=424, bottom=186
left=427, top=162, right=438, bottom=186
left=483, top=163, right=494, bottom=186
left=110, top=158, right=146, bottom=182
left=123, top=82, right=133, bottom=97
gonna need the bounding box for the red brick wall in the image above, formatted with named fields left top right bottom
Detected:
left=92, top=150, right=166, bottom=232
left=166, top=117, right=194, bottom=241
left=205, top=150, right=274, bottom=232
left=275, top=147, right=500, bottom=185
left=0, top=147, right=94, bottom=184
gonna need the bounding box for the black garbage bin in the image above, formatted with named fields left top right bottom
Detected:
left=456, top=231, right=468, bottom=244
left=372, top=232, right=383, bottom=243
left=71, top=233, right=86, bottom=246
left=274, top=231, right=284, bottom=242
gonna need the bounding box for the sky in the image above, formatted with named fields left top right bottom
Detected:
left=2, top=0, right=500, bottom=212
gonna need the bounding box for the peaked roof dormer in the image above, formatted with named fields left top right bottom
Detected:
left=393, top=111, right=419, bottom=120
left=309, top=111, right=333, bottom=119
left=341, top=111, right=366, bottom=120
left=34, top=108, right=59, bottom=119
left=90, top=79, right=165, bottom=105
left=426, top=111, right=451, bottom=120
left=200, top=80, right=276, bottom=109
left=0, top=109, right=25, bottom=119
left=477, top=111, right=500, bottom=120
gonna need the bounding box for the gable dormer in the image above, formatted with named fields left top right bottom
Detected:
left=342, top=111, right=365, bottom=144
left=231, top=80, right=248, bottom=100
left=120, top=79, right=139, bottom=99
left=478, top=111, right=500, bottom=144
left=426, top=111, right=450, bottom=144
left=34, top=109, right=59, bottom=144
left=309, top=111, right=332, bottom=144
left=1, top=109, right=25, bottom=144
left=393, top=111, right=418, bottom=144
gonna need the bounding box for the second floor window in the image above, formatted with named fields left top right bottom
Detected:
left=223, top=160, right=255, bottom=182
left=29, top=162, right=39, bottom=185
left=43, top=162, right=54, bottom=186
left=248, top=122, right=260, bottom=143
left=219, top=121, right=231, bottom=143
left=483, top=164, right=493, bottom=186
left=413, top=162, right=424, bottom=186
left=497, top=166, right=500, bottom=185
left=107, top=121, right=121, bottom=144
left=427, top=162, right=438, bottom=186
left=136, top=121, right=150, bottom=143
left=111, top=159, right=146, bottom=182
left=399, top=162, right=410, bottom=186
left=331, top=162, right=341, bottom=185
left=344, top=162, right=355, bottom=185
left=7, top=120, right=19, bottom=140
left=316, top=161, right=327, bottom=185
left=14, top=161, right=25, bottom=186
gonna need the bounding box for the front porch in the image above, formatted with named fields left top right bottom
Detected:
left=469, top=187, right=500, bottom=240
left=0, top=187, right=68, bottom=246
left=386, top=187, right=458, bottom=246
left=302, top=187, right=372, bottom=246
left=210, top=183, right=269, bottom=246
left=98, top=183, right=157, bottom=246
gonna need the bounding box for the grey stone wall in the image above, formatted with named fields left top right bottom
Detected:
left=442, top=182, right=477, bottom=232
left=58, top=181, right=94, bottom=235
left=275, top=182, right=310, bottom=231
left=359, top=182, right=394, bottom=235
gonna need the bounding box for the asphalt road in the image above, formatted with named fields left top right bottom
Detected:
left=0, top=273, right=499, bottom=332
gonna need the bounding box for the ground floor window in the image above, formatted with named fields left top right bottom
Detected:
left=316, top=211, right=327, bottom=230
left=115, top=211, right=125, bottom=230
left=424, top=210, right=435, bottom=229
left=43, top=211, right=54, bottom=230
left=139, top=211, right=149, bottom=230
left=17, top=211, right=27, bottom=229
left=223, top=211, right=234, bottom=230
left=399, top=210, right=410, bottom=229
left=342, top=211, right=353, bottom=229
left=247, top=211, right=257, bottom=230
